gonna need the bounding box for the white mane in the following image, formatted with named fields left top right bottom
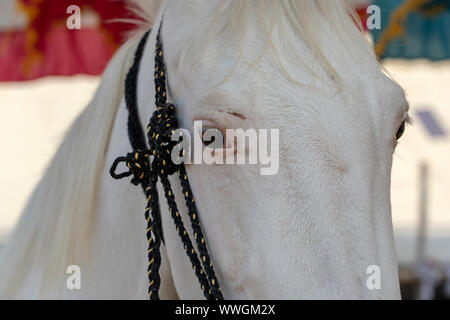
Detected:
left=179, top=0, right=373, bottom=82
left=128, top=0, right=373, bottom=83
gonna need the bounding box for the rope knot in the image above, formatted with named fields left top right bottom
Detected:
left=147, top=103, right=179, bottom=176
left=110, top=149, right=150, bottom=186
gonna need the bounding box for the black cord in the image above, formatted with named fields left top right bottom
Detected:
left=110, top=23, right=224, bottom=300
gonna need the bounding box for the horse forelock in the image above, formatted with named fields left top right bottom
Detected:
left=149, top=0, right=376, bottom=93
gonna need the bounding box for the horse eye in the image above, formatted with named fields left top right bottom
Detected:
left=396, top=120, right=406, bottom=140
left=202, top=127, right=225, bottom=149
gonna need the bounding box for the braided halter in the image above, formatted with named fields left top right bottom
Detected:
left=110, top=26, right=224, bottom=300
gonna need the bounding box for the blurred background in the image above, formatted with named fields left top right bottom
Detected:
left=0, top=0, right=449, bottom=300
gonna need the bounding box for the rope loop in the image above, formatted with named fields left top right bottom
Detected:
left=110, top=149, right=150, bottom=186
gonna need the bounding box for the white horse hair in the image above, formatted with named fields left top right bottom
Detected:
left=0, top=0, right=408, bottom=299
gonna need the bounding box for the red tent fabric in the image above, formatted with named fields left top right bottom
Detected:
left=356, top=6, right=369, bottom=31
left=0, top=0, right=138, bottom=81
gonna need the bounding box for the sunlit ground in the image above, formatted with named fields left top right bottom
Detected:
left=0, top=61, right=449, bottom=269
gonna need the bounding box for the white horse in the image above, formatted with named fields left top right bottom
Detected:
left=0, top=0, right=409, bottom=299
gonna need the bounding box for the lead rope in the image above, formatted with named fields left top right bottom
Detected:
left=110, top=25, right=224, bottom=300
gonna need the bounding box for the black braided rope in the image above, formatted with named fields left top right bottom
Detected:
left=110, top=31, right=163, bottom=299
left=124, top=31, right=150, bottom=153
left=178, top=166, right=223, bottom=299
left=110, top=24, right=224, bottom=300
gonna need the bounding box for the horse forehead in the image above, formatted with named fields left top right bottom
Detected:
left=188, top=75, right=389, bottom=124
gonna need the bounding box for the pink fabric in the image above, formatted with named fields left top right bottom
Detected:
left=0, top=28, right=115, bottom=81
left=0, top=0, right=138, bottom=81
